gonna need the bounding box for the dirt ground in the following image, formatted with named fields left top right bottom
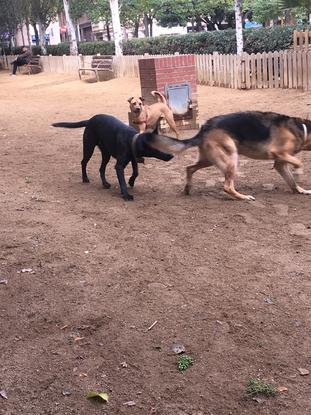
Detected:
left=1, top=70, right=311, bottom=415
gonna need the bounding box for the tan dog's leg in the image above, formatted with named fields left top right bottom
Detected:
left=274, top=160, right=311, bottom=194
left=163, top=109, right=179, bottom=139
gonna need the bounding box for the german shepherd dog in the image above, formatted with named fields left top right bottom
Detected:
left=128, top=91, right=179, bottom=138
left=52, top=114, right=173, bottom=200
left=149, top=111, right=311, bottom=201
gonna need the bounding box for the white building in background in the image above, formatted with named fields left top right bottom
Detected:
left=14, top=15, right=188, bottom=47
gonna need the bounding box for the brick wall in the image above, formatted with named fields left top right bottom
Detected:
left=138, top=54, right=198, bottom=130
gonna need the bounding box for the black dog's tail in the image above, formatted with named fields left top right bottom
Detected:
left=150, top=127, right=209, bottom=154
left=52, top=120, right=88, bottom=128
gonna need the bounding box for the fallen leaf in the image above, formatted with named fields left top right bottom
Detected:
left=62, top=390, right=72, bottom=396
left=0, top=279, right=8, bottom=285
left=79, top=373, right=88, bottom=378
left=277, top=386, right=288, bottom=393
left=60, top=325, right=69, bottom=330
left=298, top=368, right=309, bottom=376
left=87, top=391, right=109, bottom=402
left=0, top=390, right=8, bottom=400
left=252, top=396, right=266, bottom=404
left=121, top=361, right=128, bottom=368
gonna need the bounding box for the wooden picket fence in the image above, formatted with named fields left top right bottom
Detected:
left=2, top=50, right=311, bottom=90
left=293, top=30, right=311, bottom=50
left=196, top=50, right=311, bottom=90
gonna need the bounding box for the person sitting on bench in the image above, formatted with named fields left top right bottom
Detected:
left=10, top=47, right=32, bottom=76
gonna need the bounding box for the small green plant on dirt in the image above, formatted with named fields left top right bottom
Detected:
left=245, top=378, right=276, bottom=398
left=177, top=355, right=194, bottom=371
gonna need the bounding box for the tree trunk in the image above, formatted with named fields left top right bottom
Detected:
left=143, top=14, right=149, bottom=37
left=25, top=17, right=32, bottom=47
left=109, top=0, right=123, bottom=56
left=149, top=17, right=153, bottom=37
left=63, top=0, right=78, bottom=55
left=106, top=23, right=111, bottom=41
left=31, top=21, right=40, bottom=46
left=134, top=21, right=139, bottom=38
left=38, top=22, right=47, bottom=55
left=234, top=0, right=243, bottom=54
left=20, top=23, right=25, bottom=45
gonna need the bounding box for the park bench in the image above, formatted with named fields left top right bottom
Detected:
left=21, top=56, right=42, bottom=75
left=78, top=55, right=114, bottom=82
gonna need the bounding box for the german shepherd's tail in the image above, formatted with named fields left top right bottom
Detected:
left=150, top=128, right=207, bottom=154
left=52, top=120, right=88, bottom=128
left=151, top=90, right=167, bottom=105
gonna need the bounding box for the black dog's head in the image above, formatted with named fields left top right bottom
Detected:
left=134, top=128, right=174, bottom=162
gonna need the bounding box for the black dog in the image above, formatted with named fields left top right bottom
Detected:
left=52, top=114, right=173, bottom=200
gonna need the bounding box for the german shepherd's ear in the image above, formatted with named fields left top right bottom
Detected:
left=127, top=96, right=134, bottom=103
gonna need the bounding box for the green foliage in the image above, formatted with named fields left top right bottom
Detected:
left=243, top=25, right=293, bottom=53
left=46, top=43, right=70, bottom=55
left=177, top=355, right=194, bottom=371
left=6, top=25, right=298, bottom=56
left=78, top=41, right=115, bottom=55
left=245, top=379, right=276, bottom=397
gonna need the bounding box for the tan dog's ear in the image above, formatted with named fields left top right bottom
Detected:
left=140, top=97, right=145, bottom=102
left=127, top=97, right=134, bottom=103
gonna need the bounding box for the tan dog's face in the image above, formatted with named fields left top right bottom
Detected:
left=128, top=96, right=144, bottom=114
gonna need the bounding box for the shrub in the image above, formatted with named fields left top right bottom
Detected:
left=4, top=25, right=306, bottom=57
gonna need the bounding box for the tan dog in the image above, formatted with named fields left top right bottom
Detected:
left=128, top=91, right=179, bottom=138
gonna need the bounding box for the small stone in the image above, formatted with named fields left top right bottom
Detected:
left=0, top=279, right=8, bottom=285
left=121, top=361, right=128, bottom=368
left=298, top=368, right=309, bottom=376
left=172, top=343, right=186, bottom=354
left=62, top=390, right=72, bottom=396
left=0, top=390, right=8, bottom=399
left=262, top=183, right=275, bottom=191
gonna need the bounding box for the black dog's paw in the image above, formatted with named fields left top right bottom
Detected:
left=128, top=177, right=135, bottom=187
left=136, top=157, right=145, bottom=164
left=82, top=178, right=90, bottom=183
left=102, top=182, right=111, bottom=189
left=123, top=193, right=134, bottom=201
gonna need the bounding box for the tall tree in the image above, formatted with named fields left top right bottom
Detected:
left=235, top=0, right=243, bottom=53
left=29, top=0, right=61, bottom=54
left=63, top=0, right=78, bottom=55
left=109, top=0, right=123, bottom=55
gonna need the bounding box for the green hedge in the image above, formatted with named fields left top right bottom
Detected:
left=4, top=25, right=300, bottom=57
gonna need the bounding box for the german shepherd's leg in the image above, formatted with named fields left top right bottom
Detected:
left=99, top=153, right=111, bottom=189
left=222, top=153, right=255, bottom=201
left=81, top=130, right=95, bottom=183
left=274, top=160, right=311, bottom=195
left=184, top=159, right=212, bottom=195
left=208, top=144, right=255, bottom=201
left=128, top=160, right=138, bottom=188
left=115, top=161, right=133, bottom=201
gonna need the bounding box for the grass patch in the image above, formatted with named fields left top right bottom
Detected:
left=245, top=378, right=276, bottom=398
left=177, top=355, right=194, bottom=372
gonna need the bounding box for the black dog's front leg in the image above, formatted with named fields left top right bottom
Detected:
left=128, top=160, right=139, bottom=188
left=115, top=162, right=133, bottom=200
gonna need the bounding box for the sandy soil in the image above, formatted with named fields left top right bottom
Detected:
left=1, top=70, right=311, bottom=415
